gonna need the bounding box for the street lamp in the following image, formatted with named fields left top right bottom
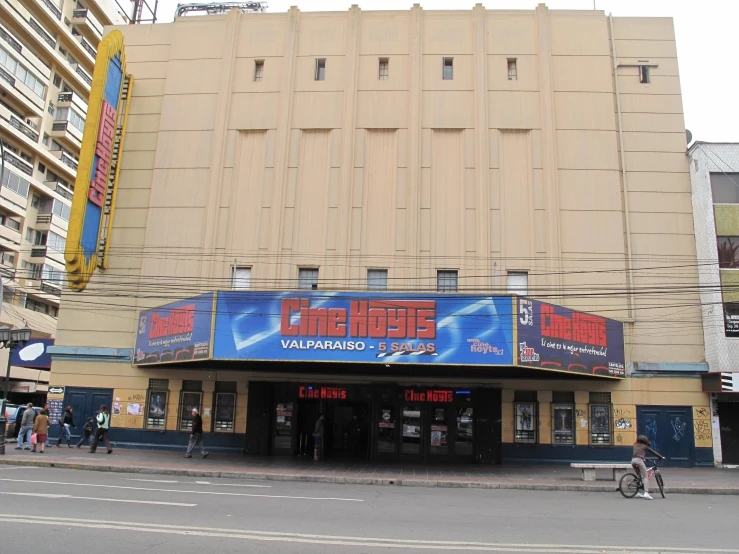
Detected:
left=0, top=326, right=32, bottom=455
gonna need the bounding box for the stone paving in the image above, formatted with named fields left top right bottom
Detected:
left=2, top=446, right=738, bottom=494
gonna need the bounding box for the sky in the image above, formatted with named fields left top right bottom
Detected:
left=153, top=0, right=738, bottom=143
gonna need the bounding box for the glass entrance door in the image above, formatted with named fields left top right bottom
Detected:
left=401, top=405, right=422, bottom=459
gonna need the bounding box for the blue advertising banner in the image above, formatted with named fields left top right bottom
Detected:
left=11, top=339, right=54, bottom=369
left=516, top=298, right=625, bottom=378
left=213, top=292, right=514, bottom=366
left=134, top=293, right=214, bottom=365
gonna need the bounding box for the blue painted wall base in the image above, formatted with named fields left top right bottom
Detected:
left=502, top=444, right=714, bottom=467
left=49, top=427, right=246, bottom=454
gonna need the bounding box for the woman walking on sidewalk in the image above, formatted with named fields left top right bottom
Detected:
left=32, top=409, right=50, bottom=454
left=89, top=405, right=113, bottom=454
left=57, top=406, right=75, bottom=447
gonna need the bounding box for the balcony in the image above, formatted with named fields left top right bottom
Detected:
left=28, top=17, right=56, bottom=49
left=2, top=150, right=33, bottom=177
left=0, top=63, right=45, bottom=117
left=0, top=224, right=22, bottom=251
left=54, top=182, right=74, bottom=201
left=50, top=120, right=83, bottom=150
left=0, top=264, right=16, bottom=280
left=30, top=245, right=47, bottom=259
left=75, top=34, right=97, bottom=60
left=39, top=0, right=62, bottom=21
left=57, top=90, right=88, bottom=115
left=41, top=280, right=62, bottom=296
left=9, top=115, right=40, bottom=143
left=70, top=62, right=93, bottom=88
left=0, top=27, right=22, bottom=54
left=48, top=148, right=78, bottom=173
left=72, top=9, right=103, bottom=42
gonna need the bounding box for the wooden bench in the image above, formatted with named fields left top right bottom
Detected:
left=571, top=463, right=633, bottom=481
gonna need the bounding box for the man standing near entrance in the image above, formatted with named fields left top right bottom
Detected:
left=185, top=408, right=209, bottom=459
left=313, top=414, right=324, bottom=461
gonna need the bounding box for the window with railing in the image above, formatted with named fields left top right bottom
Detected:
left=39, top=197, right=71, bottom=221
left=0, top=46, right=46, bottom=98
left=55, top=107, right=85, bottom=133
left=26, top=297, right=53, bottom=315
left=1, top=216, right=21, bottom=231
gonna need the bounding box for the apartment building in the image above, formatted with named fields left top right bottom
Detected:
left=49, top=6, right=713, bottom=465
left=688, top=142, right=739, bottom=466
left=0, top=0, right=130, bottom=324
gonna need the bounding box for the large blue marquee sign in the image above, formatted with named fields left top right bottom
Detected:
left=213, top=292, right=514, bottom=366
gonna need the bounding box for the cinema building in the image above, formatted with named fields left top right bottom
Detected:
left=48, top=5, right=713, bottom=465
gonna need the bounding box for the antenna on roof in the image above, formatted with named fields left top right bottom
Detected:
left=175, top=2, right=267, bottom=18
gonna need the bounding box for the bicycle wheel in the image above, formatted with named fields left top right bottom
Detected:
left=656, top=473, right=665, bottom=498
left=619, top=473, right=640, bottom=498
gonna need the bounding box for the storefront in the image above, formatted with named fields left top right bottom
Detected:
left=246, top=382, right=497, bottom=463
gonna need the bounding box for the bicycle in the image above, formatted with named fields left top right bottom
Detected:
left=619, top=459, right=665, bottom=499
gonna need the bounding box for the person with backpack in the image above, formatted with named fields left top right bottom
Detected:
left=76, top=417, right=94, bottom=448
left=88, top=405, right=112, bottom=454
left=56, top=406, right=75, bottom=448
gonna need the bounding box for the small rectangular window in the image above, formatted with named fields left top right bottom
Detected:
left=31, top=195, right=40, bottom=209
left=38, top=163, right=46, bottom=173
left=315, top=58, right=326, bottom=81
left=232, top=266, right=251, bottom=289
left=53, top=73, right=62, bottom=88
left=639, top=65, right=650, bottom=84
left=378, top=58, right=389, bottom=80
left=442, top=57, right=453, bottom=80
left=507, top=271, right=528, bottom=295
left=718, top=237, right=739, bottom=268
left=367, top=269, right=388, bottom=291
left=298, top=267, right=319, bottom=290
left=437, top=270, right=458, bottom=293
left=254, top=60, right=264, bottom=82
left=724, top=303, right=739, bottom=338
left=711, top=174, right=739, bottom=204
left=507, top=58, right=517, bottom=80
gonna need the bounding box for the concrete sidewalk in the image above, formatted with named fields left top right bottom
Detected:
left=1, top=446, right=738, bottom=494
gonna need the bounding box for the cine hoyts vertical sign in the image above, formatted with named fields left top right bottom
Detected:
left=65, top=30, right=132, bottom=291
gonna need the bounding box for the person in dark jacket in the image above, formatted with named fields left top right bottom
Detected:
left=631, top=435, right=665, bottom=500
left=89, top=405, right=112, bottom=454
left=57, top=406, right=75, bottom=447
left=77, top=417, right=94, bottom=448
left=15, top=404, right=35, bottom=450
left=184, top=409, right=209, bottom=459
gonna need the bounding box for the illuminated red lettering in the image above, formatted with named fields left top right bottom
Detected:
left=541, top=304, right=607, bottom=347
left=88, top=101, right=117, bottom=208
left=148, top=305, right=195, bottom=339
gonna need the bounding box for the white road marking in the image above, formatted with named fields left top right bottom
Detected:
left=0, top=492, right=195, bottom=507
left=127, top=478, right=179, bottom=483
left=0, top=478, right=361, bottom=502
left=127, top=478, right=270, bottom=488
left=0, top=514, right=734, bottom=553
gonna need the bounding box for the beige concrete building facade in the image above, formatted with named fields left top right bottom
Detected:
left=49, top=5, right=712, bottom=464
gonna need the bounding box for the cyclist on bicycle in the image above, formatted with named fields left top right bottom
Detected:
left=631, top=434, right=665, bottom=500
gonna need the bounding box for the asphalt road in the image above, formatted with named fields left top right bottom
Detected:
left=0, top=465, right=736, bottom=553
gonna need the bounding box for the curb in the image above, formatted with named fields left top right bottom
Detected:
left=2, top=459, right=738, bottom=495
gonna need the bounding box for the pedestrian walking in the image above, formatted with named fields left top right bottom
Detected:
left=76, top=417, right=94, bottom=448
left=313, top=414, right=324, bottom=461
left=56, top=406, right=75, bottom=447
left=88, top=405, right=112, bottom=454
left=32, top=409, right=50, bottom=454
left=14, top=403, right=35, bottom=450
left=184, top=409, right=209, bottom=459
